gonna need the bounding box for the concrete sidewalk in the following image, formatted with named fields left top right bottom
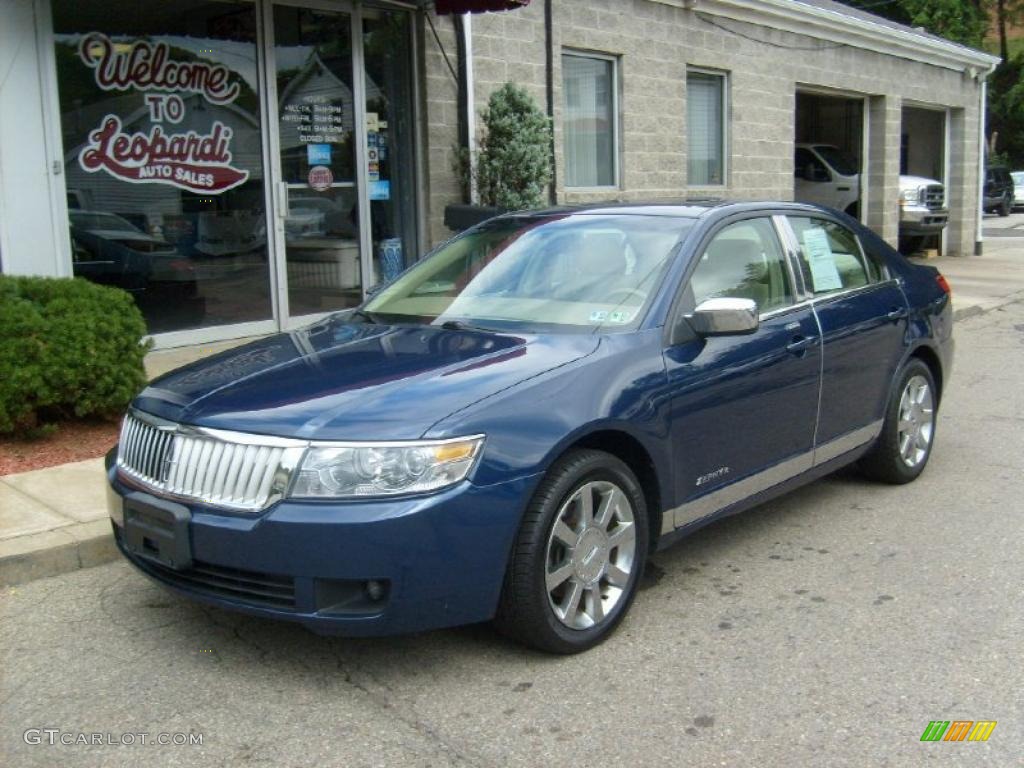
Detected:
left=2, top=229, right=1022, bottom=586
left=929, top=225, right=1024, bottom=319
left=0, top=458, right=113, bottom=586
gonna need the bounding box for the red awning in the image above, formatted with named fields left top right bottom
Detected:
left=434, top=0, right=530, bottom=14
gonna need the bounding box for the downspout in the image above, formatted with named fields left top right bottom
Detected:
left=462, top=14, right=477, bottom=204
left=976, top=75, right=987, bottom=255
left=545, top=0, right=556, bottom=204
left=453, top=14, right=472, bottom=203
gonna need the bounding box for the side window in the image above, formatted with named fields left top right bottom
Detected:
left=787, top=217, right=883, bottom=294
left=795, top=148, right=827, bottom=180
left=688, top=218, right=794, bottom=314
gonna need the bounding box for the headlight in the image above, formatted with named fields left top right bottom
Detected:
left=901, top=188, right=922, bottom=204
left=289, top=436, right=485, bottom=498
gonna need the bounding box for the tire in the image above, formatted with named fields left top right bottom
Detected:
left=999, top=194, right=1012, bottom=217
left=860, top=358, right=937, bottom=484
left=494, top=449, right=649, bottom=654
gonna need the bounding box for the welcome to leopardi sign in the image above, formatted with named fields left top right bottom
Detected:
left=76, top=32, right=249, bottom=194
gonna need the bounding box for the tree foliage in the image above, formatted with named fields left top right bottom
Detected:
left=841, top=0, right=1024, bottom=166
left=840, top=0, right=988, bottom=47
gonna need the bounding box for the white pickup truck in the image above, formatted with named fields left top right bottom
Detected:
left=794, top=143, right=948, bottom=242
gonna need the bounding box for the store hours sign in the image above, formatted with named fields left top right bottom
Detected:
left=76, top=33, right=249, bottom=194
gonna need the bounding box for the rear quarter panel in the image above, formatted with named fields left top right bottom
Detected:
left=855, top=222, right=954, bottom=385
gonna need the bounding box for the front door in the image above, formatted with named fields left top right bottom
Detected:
left=266, top=1, right=418, bottom=327
left=664, top=216, right=821, bottom=530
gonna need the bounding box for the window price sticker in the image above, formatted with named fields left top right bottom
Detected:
left=802, top=228, right=843, bottom=291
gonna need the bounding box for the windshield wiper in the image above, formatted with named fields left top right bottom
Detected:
left=350, top=309, right=378, bottom=324
left=439, top=319, right=497, bottom=333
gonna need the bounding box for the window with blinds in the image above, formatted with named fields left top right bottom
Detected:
left=687, top=70, right=727, bottom=186
left=563, top=53, right=618, bottom=188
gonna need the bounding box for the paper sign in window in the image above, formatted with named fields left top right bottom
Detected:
left=802, top=228, right=843, bottom=292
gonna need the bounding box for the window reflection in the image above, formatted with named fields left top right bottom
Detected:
left=53, top=1, right=272, bottom=334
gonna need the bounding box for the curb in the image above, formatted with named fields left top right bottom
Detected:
left=953, top=289, right=1024, bottom=321
left=0, top=519, right=118, bottom=587
left=953, top=305, right=985, bottom=321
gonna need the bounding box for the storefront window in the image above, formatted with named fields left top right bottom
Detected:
left=52, top=1, right=272, bottom=334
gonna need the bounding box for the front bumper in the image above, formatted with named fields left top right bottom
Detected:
left=106, top=453, right=539, bottom=636
left=899, top=206, right=948, bottom=235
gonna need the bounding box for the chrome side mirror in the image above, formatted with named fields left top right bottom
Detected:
left=687, top=297, right=759, bottom=337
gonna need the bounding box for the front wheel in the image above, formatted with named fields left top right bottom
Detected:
left=494, top=449, right=649, bottom=654
left=1000, top=194, right=1012, bottom=217
left=860, top=359, right=937, bottom=484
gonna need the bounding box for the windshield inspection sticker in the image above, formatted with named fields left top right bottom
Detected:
left=589, top=310, right=609, bottom=323
left=802, top=228, right=843, bottom=292
left=608, top=310, right=633, bottom=324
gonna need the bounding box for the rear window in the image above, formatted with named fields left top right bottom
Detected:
left=787, top=217, right=886, bottom=295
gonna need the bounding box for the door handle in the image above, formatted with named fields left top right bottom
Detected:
left=887, top=307, right=908, bottom=322
left=786, top=335, right=817, bottom=354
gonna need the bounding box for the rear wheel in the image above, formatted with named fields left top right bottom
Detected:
left=999, top=194, right=1012, bottom=217
left=860, top=358, right=937, bottom=484
left=494, top=449, right=649, bottom=654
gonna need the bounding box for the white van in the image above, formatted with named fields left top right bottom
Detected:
left=794, top=143, right=948, bottom=243
left=794, top=143, right=860, bottom=216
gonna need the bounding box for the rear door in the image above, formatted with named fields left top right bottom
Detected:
left=663, top=215, right=821, bottom=529
left=782, top=214, right=908, bottom=458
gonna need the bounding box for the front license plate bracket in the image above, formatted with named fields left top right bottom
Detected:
left=123, top=492, right=192, bottom=571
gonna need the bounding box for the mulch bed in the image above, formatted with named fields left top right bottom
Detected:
left=0, top=419, right=121, bottom=476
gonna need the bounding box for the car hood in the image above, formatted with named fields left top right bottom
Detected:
left=899, top=175, right=941, bottom=189
left=135, top=317, right=600, bottom=441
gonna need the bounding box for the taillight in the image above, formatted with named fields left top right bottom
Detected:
left=936, top=274, right=951, bottom=296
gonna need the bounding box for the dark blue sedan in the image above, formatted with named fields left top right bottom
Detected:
left=107, top=202, right=953, bottom=653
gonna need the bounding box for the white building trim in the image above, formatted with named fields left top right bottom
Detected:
left=657, top=0, right=1001, bottom=73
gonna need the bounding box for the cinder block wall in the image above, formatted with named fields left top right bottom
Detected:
left=422, top=0, right=983, bottom=256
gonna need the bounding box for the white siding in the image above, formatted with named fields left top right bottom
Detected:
left=0, top=0, right=66, bottom=276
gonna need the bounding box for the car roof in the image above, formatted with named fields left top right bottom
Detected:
left=499, top=200, right=840, bottom=221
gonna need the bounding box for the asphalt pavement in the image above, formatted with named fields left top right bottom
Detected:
left=2, top=300, right=1022, bottom=768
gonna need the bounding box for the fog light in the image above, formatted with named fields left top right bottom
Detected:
left=366, top=580, right=386, bottom=601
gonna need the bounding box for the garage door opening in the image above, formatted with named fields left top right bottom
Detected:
left=794, top=91, right=866, bottom=220
left=900, top=106, right=948, bottom=255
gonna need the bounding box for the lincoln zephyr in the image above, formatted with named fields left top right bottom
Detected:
left=107, top=202, right=952, bottom=653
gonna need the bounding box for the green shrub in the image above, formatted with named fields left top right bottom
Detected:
left=0, top=275, right=150, bottom=435
left=474, top=83, right=553, bottom=210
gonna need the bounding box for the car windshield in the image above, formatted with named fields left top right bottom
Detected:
left=70, top=212, right=142, bottom=232
left=814, top=145, right=859, bottom=176
left=1011, top=172, right=1024, bottom=185
left=363, top=214, right=693, bottom=333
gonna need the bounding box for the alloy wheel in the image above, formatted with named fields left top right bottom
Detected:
left=897, top=374, right=934, bottom=468
left=544, top=480, right=637, bottom=630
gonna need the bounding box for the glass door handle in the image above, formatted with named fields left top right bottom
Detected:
left=276, top=182, right=289, bottom=219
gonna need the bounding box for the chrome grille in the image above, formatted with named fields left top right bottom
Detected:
left=119, top=415, right=174, bottom=487
left=117, top=413, right=304, bottom=512
left=923, top=184, right=945, bottom=210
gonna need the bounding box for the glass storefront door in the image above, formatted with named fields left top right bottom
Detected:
left=362, top=8, right=418, bottom=287
left=270, top=3, right=364, bottom=318
left=268, top=0, right=419, bottom=326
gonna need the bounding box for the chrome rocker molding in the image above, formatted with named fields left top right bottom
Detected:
left=663, top=420, right=884, bottom=533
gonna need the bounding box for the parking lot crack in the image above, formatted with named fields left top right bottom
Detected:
left=330, top=649, right=493, bottom=768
